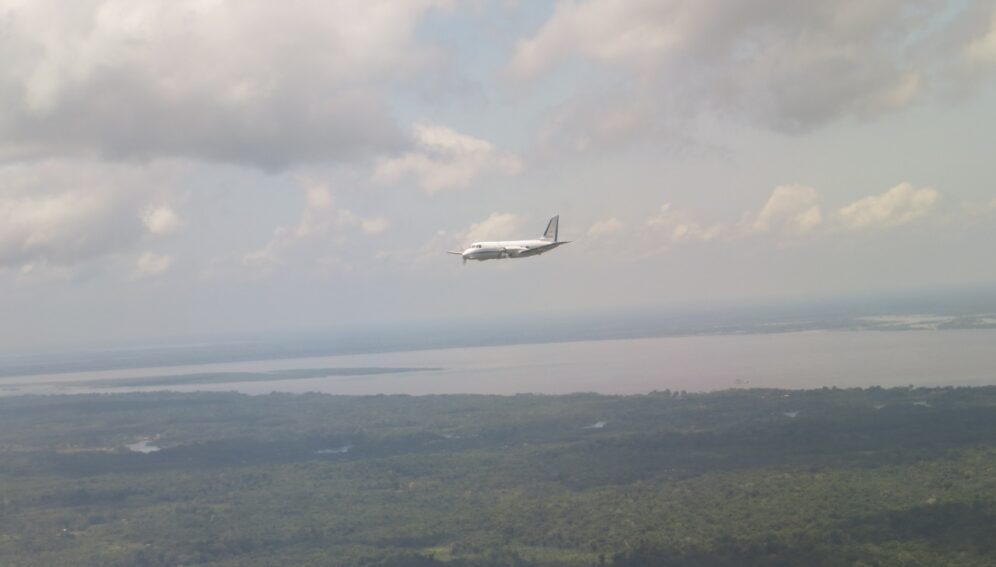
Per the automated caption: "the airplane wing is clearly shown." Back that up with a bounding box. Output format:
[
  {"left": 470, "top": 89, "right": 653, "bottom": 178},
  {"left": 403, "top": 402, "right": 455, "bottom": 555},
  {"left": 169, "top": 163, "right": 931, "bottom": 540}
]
[
  {"left": 446, "top": 251, "right": 463, "bottom": 255},
  {"left": 514, "top": 241, "right": 570, "bottom": 257},
  {"left": 501, "top": 246, "right": 529, "bottom": 257}
]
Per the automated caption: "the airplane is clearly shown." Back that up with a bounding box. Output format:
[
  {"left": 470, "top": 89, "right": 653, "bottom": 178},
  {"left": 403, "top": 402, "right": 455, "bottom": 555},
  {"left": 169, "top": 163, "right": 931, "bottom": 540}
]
[{"left": 448, "top": 215, "right": 570, "bottom": 264}]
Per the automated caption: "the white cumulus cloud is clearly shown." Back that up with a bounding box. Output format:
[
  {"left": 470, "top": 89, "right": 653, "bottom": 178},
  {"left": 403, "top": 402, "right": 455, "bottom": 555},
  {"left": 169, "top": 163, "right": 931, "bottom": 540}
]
[
  {"left": 361, "top": 217, "right": 391, "bottom": 235},
  {"left": 750, "top": 185, "right": 823, "bottom": 235},
  {"left": 646, "top": 203, "right": 723, "bottom": 242},
  {"left": 838, "top": 183, "right": 939, "bottom": 230},
  {"left": 965, "top": 8, "right": 996, "bottom": 63},
  {"left": 244, "top": 179, "right": 388, "bottom": 270},
  {"left": 461, "top": 213, "right": 522, "bottom": 243},
  {"left": 143, "top": 206, "right": 180, "bottom": 235},
  {"left": 0, "top": 161, "right": 165, "bottom": 269},
  {"left": 374, "top": 123, "right": 523, "bottom": 194},
  {"left": 587, "top": 217, "right": 624, "bottom": 238},
  {"left": 133, "top": 251, "right": 173, "bottom": 279}
]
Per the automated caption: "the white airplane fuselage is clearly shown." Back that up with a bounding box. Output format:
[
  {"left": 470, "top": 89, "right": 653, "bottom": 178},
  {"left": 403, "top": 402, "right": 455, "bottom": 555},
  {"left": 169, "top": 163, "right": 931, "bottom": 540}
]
[
  {"left": 452, "top": 215, "right": 569, "bottom": 263},
  {"left": 461, "top": 238, "right": 566, "bottom": 261}
]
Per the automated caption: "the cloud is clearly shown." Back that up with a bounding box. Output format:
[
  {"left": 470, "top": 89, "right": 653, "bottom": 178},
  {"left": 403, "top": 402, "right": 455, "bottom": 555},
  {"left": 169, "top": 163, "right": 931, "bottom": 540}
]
[
  {"left": 293, "top": 182, "right": 344, "bottom": 240},
  {"left": 508, "top": 0, "right": 681, "bottom": 79},
  {"left": 511, "top": 0, "right": 987, "bottom": 149},
  {"left": 142, "top": 206, "right": 180, "bottom": 235},
  {"left": 0, "top": 191, "right": 129, "bottom": 267},
  {"left": 959, "top": 197, "right": 996, "bottom": 223},
  {"left": 376, "top": 229, "right": 453, "bottom": 267},
  {"left": 587, "top": 217, "right": 624, "bottom": 238},
  {"left": 535, "top": 91, "right": 681, "bottom": 154},
  {"left": 243, "top": 179, "right": 387, "bottom": 270},
  {"left": 838, "top": 183, "right": 939, "bottom": 230},
  {"left": 965, "top": 8, "right": 996, "bottom": 63},
  {"left": 461, "top": 213, "right": 522, "bottom": 243},
  {"left": 645, "top": 203, "right": 723, "bottom": 242},
  {"left": 626, "top": 181, "right": 946, "bottom": 259},
  {"left": 0, "top": 160, "right": 172, "bottom": 269},
  {"left": 0, "top": 0, "right": 451, "bottom": 169},
  {"left": 133, "top": 251, "right": 173, "bottom": 279},
  {"left": 361, "top": 217, "right": 391, "bottom": 235},
  {"left": 376, "top": 213, "right": 524, "bottom": 268},
  {"left": 749, "top": 185, "right": 823, "bottom": 235},
  {"left": 373, "top": 123, "right": 523, "bottom": 194},
  {"left": 16, "top": 261, "right": 80, "bottom": 283}
]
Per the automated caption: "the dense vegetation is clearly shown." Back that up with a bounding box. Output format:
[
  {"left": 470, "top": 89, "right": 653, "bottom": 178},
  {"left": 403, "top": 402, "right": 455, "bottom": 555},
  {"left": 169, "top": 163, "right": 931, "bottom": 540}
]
[{"left": 1, "top": 386, "right": 994, "bottom": 566}]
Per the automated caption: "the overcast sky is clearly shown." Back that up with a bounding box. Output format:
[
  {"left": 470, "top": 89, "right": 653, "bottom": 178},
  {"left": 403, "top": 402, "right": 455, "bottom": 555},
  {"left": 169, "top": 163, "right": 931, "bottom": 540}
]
[{"left": 2, "top": 0, "right": 996, "bottom": 351}]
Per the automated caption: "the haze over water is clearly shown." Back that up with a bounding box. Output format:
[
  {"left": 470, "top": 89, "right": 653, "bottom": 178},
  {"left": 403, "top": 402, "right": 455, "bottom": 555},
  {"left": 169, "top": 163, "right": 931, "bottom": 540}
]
[{"left": 6, "top": 329, "right": 995, "bottom": 397}]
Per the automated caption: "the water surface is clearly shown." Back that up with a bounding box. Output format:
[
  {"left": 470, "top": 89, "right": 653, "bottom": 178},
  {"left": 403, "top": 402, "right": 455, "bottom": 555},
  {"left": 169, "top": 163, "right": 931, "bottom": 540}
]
[{"left": 3, "top": 330, "right": 994, "bottom": 396}]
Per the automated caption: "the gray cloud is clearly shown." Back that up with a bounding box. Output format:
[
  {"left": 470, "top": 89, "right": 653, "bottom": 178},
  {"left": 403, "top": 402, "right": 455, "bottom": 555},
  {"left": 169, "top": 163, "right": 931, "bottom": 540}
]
[
  {"left": 0, "top": 1, "right": 450, "bottom": 169},
  {"left": 0, "top": 160, "right": 178, "bottom": 269},
  {"left": 374, "top": 123, "right": 523, "bottom": 194},
  {"left": 512, "top": 0, "right": 994, "bottom": 149}
]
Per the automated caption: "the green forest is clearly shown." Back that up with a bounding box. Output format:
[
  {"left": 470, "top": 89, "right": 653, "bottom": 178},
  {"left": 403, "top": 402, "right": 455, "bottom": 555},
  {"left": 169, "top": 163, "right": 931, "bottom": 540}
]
[{"left": 1, "top": 386, "right": 994, "bottom": 566}]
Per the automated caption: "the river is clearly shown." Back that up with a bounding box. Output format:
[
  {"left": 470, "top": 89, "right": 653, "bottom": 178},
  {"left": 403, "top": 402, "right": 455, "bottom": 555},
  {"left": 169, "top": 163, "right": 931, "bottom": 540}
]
[{"left": 2, "top": 329, "right": 995, "bottom": 396}]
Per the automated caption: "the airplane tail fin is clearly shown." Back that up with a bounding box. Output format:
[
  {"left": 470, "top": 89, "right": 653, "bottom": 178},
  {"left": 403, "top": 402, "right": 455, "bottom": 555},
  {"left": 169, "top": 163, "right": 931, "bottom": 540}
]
[{"left": 542, "top": 215, "right": 559, "bottom": 242}]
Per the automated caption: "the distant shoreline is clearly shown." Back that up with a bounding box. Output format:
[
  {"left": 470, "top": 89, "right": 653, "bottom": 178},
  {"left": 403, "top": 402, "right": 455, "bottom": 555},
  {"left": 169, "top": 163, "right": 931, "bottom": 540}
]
[
  {"left": 3, "top": 329, "right": 995, "bottom": 398},
  {"left": 3, "top": 310, "right": 996, "bottom": 380}
]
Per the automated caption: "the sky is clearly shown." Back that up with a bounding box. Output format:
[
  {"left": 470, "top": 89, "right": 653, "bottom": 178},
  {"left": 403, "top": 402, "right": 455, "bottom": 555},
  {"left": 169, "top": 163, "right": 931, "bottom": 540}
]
[{"left": 1, "top": 0, "right": 996, "bottom": 351}]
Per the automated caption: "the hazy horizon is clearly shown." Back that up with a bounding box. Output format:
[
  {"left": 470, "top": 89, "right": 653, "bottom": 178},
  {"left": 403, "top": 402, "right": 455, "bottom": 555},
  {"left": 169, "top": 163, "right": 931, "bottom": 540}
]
[
  {"left": 4, "top": 283, "right": 996, "bottom": 380},
  {"left": 6, "top": 330, "right": 996, "bottom": 397}
]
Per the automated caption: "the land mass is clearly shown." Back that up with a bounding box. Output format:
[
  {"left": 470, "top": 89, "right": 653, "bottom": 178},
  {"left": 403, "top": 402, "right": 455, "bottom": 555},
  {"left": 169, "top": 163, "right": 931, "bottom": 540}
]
[{"left": 0, "top": 387, "right": 994, "bottom": 566}]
